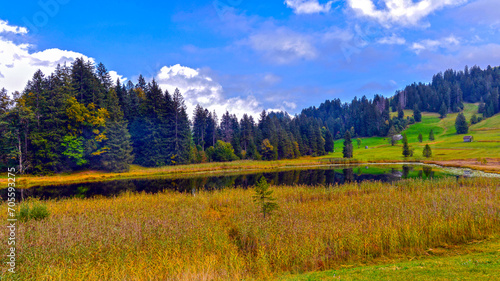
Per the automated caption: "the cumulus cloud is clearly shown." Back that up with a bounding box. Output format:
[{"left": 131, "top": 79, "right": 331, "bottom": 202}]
[
  {"left": 285, "top": 0, "right": 334, "bottom": 14},
  {"left": 0, "top": 37, "right": 91, "bottom": 93},
  {"left": 0, "top": 19, "right": 128, "bottom": 94},
  {"left": 348, "top": 0, "right": 467, "bottom": 27},
  {"left": 410, "top": 35, "right": 460, "bottom": 54},
  {"left": 247, "top": 28, "right": 318, "bottom": 64},
  {"left": 0, "top": 19, "right": 28, "bottom": 34},
  {"left": 156, "top": 64, "right": 263, "bottom": 119}
]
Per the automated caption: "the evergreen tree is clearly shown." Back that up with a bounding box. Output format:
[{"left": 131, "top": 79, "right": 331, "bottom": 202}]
[
  {"left": 324, "top": 129, "right": 334, "bottom": 153},
  {"left": 423, "top": 144, "right": 432, "bottom": 158},
  {"left": 356, "top": 138, "right": 362, "bottom": 149},
  {"left": 193, "top": 105, "right": 208, "bottom": 149},
  {"left": 342, "top": 131, "right": 353, "bottom": 158},
  {"left": 413, "top": 104, "right": 422, "bottom": 122},
  {"left": 398, "top": 105, "right": 405, "bottom": 119},
  {"left": 418, "top": 133, "right": 423, "bottom": 143},
  {"left": 429, "top": 129, "right": 435, "bottom": 141},
  {"left": 439, "top": 102, "right": 447, "bottom": 118},
  {"left": 402, "top": 133, "right": 411, "bottom": 158},
  {"left": 470, "top": 114, "right": 478, "bottom": 125},
  {"left": 100, "top": 88, "right": 134, "bottom": 172},
  {"left": 455, "top": 112, "right": 469, "bottom": 134},
  {"left": 253, "top": 177, "right": 278, "bottom": 219},
  {"left": 388, "top": 125, "right": 397, "bottom": 146}
]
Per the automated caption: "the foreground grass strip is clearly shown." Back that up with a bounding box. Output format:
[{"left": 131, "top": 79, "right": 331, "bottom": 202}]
[
  {"left": 281, "top": 238, "right": 500, "bottom": 280},
  {"left": 1, "top": 177, "right": 499, "bottom": 280}
]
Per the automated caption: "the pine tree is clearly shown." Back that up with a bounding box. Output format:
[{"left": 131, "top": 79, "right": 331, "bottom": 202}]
[
  {"left": 439, "top": 102, "right": 447, "bottom": 118},
  {"left": 100, "top": 120, "right": 134, "bottom": 172},
  {"left": 470, "top": 114, "right": 478, "bottom": 125},
  {"left": 398, "top": 105, "right": 404, "bottom": 119},
  {"left": 423, "top": 144, "right": 432, "bottom": 158},
  {"left": 429, "top": 129, "right": 435, "bottom": 141},
  {"left": 343, "top": 131, "right": 353, "bottom": 158},
  {"left": 402, "top": 133, "right": 411, "bottom": 158},
  {"left": 253, "top": 177, "right": 278, "bottom": 219},
  {"left": 324, "top": 129, "right": 334, "bottom": 153},
  {"left": 418, "top": 133, "right": 423, "bottom": 143},
  {"left": 455, "top": 112, "right": 469, "bottom": 134},
  {"left": 388, "top": 125, "right": 397, "bottom": 146},
  {"left": 100, "top": 88, "right": 134, "bottom": 172},
  {"left": 413, "top": 104, "right": 422, "bottom": 122}
]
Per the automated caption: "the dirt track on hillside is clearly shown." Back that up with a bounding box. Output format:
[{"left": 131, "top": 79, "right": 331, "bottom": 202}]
[{"left": 426, "top": 158, "right": 500, "bottom": 174}]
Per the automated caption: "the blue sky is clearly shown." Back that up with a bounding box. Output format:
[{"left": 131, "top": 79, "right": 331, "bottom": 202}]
[{"left": 1, "top": 0, "right": 500, "bottom": 118}]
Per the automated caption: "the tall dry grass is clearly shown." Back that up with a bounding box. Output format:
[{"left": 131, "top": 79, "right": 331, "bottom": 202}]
[{"left": 1, "top": 177, "right": 499, "bottom": 280}]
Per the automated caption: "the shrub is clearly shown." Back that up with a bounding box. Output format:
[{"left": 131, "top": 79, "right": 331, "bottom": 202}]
[{"left": 18, "top": 200, "right": 50, "bottom": 222}]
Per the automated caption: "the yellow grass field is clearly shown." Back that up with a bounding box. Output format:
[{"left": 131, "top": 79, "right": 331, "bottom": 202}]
[{"left": 1, "top": 177, "right": 499, "bottom": 280}]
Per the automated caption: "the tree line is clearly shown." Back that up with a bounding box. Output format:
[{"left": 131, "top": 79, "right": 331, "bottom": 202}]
[{"left": 0, "top": 61, "right": 497, "bottom": 174}]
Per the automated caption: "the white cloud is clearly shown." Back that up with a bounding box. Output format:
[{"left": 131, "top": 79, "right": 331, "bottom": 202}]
[
  {"left": 285, "top": 0, "right": 334, "bottom": 14},
  {"left": 247, "top": 28, "right": 318, "bottom": 64},
  {"left": 0, "top": 37, "right": 92, "bottom": 93},
  {"left": 348, "top": 0, "right": 467, "bottom": 27},
  {"left": 283, "top": 101, "right": 297, "bottom": 110},
  {"left": 0, "top": 20, "right": 28, "bottom": 34},
  {"left": 156, "top": 64, "right": 263, "bottom": 120},
  {"left": 410, "top": 35, "right": 460, "bottom": 54},
  {"left": 109, "top": 71, "right": 127, "bottom": 84},
  {"left": 0, "top": 19, "right": 128, "bottom": 94},
  {"left": 377, "top": 34, "right": 406, "bottom": 45}
]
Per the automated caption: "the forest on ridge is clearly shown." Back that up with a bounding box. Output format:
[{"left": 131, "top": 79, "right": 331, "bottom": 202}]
[{"left": 0, "top": 59, "right": 499, "bottom": 174}]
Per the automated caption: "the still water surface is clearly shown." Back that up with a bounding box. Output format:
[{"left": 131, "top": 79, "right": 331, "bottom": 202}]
[{"left": 4, "top": 164, "right": 476, "bottom": 200}]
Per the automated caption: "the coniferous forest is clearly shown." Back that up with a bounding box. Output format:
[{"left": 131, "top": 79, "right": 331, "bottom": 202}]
[{"left": 1, "top": 60, "right": 499, "bottom": 174}]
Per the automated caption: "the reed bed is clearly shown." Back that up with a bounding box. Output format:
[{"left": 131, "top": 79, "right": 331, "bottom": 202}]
[{"left": 1, "top": 177, "right": 499, "bottom": 280}]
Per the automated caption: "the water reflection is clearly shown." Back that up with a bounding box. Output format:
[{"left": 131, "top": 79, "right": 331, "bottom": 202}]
[{"left": 2, "top": 165, "right": 437, "bottom": 200}]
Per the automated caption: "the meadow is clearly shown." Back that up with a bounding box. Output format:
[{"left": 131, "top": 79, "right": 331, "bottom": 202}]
[{"left": 1, "top": 177, "right": 499, "bottom": 280}]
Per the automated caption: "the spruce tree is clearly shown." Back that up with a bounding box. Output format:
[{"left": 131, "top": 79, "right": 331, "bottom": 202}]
[
  {"left": 100, "top": 88, "right": 134, "bottom": 172},
  {"left": 413, "top": 104, "right": 422, "bottom": 122},
  {"left": 439, "top": 102, "right": 447, "bottom": 118},
  {"left": 324, "top": 130, "right": 334, "bottom": 153},
  {"left": 423, "top": 144, "right": 432, "bottom": 158},
  {"left": 343, "top": 131, "right": 353, "bottom": 158},
  {"left": 455, "top": 112, "right": 469, "bottom": 134},
  {"left": 429, "top": 129, "right": 435, "bottom": 141},
  {"left": 402, "top": 133, "right": 411, "bottom": 158},
  {"left": 418, "top": 133, "right": 423, "bottom": 143}
]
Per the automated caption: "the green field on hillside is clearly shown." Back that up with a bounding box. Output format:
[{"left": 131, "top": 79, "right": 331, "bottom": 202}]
[{"left": 326, "top": 103, "right": 500, "bottom": 161}]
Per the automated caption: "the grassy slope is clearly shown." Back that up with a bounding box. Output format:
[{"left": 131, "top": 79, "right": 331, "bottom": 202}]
[
  {"left": 281, "top": 238, "right": 500, "bottom": 281},
  {"left": 326, "top": 103, "right": 500, "bottom": 162}
]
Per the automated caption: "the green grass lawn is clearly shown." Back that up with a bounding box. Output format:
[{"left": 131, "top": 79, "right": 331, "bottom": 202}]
[
  {"left": 280, "top": 237, "right": 500, "bottom": 281},
  {"left": 325, "top": 103, "right": 500, "bottom": 162}
]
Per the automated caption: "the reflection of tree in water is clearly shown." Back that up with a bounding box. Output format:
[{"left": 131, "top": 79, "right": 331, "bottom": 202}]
[
  {"left": 12, "top": 165, "right": 445, "bottom": 200},
  {"left": 343, "top": 168, "right": 354, "bottom": 183},
  {"left": 423, "top": 166, "right": 433, "bottom": 178},
  {"left": 402, "top": 165, "right": 411, "bottom": 179}
]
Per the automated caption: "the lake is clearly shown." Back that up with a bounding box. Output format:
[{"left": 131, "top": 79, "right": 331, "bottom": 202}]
[{"left": 4, "top": 163, "right": 493, "bottom": 201}]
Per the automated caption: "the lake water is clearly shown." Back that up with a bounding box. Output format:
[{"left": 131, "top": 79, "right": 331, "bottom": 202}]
[{"left": 4, "top": 164, "right": 487, "bottom": 201}]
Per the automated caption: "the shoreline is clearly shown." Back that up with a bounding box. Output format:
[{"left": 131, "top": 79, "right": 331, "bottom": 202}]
[{"left": 2, "top": 157, "right": 499, "bottom": 188}]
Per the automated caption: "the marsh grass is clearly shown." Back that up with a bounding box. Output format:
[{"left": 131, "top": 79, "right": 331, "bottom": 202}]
[
  {"left": 1, "top": 177, "right": 499, "bottom": 280},
  {"left": 17, "top": 200, "right": 50, "bottom": 222}
]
